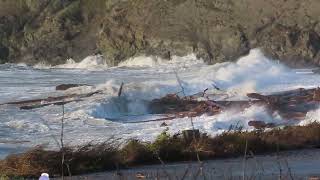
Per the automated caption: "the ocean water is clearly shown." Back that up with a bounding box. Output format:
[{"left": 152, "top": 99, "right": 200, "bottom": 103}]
[{"left": 0, "top": 49, "right": 320, "bottom": 158}]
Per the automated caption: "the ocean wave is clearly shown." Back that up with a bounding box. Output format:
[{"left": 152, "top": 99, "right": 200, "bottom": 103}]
[
  {"left": 34, "top": 53, "right": 204, "bottom": 71},
  {"left": 2, "top": 48, "right": 320, "bottom": 149},
  {"left": 34, "top": 55, "right": 108, "bottom": 70}
]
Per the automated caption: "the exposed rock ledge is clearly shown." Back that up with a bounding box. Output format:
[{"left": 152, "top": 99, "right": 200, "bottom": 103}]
[{"left": 1, "top": 0, "right": 320, "bottom": 67}]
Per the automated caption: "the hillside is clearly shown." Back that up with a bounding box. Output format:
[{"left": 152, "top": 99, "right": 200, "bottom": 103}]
[{"left": 1, "top": 0, "right": 320, "bottom": 66}]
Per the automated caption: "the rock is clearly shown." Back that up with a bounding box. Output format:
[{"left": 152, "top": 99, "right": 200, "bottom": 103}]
[{"left": 55, "top": 84, "right": 88, "bottom": 91}]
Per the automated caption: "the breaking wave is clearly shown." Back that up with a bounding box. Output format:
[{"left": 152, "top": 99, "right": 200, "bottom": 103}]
[
  {"left": 56, "top": 55, "right": 108, "bottom": 69},
  {"left": 118, "top": 54, "right": 204, "bottom": 70},
  {"left": 299, "top": 108, "right": 320, "bottom": 125},
  {"left": 34, "top": 53, "right": 204, "bottom": 72},
  {"left": 35, "top": 54, "right": 108, "bottom": 70},
  {"left": 118, "top": 56, "right": 163, "bottom": 67}
]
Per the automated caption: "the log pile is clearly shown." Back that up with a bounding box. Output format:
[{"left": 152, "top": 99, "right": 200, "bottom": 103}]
[
  {"left": 247, "top": 87, "right": 320, "bottom": 121},
  {"left": 148, "top": 94, "right": 223, "bottom": 119},
  {"left": 148, "top": 87, "right": 320, "bottom": 128}
]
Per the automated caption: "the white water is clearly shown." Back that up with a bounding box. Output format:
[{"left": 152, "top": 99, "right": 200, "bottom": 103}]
[{"left": 1, "top": 49, "right": 320, "bottom": 158}]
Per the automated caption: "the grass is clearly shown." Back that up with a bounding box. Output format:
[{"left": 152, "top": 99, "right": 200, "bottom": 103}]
[{"left": 1, "top": 123, "right": 320, "bottom": 178}]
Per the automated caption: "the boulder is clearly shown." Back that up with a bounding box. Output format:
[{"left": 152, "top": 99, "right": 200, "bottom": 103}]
[{"left": 55, "top": 84, "right": 88, "bottom": 91}]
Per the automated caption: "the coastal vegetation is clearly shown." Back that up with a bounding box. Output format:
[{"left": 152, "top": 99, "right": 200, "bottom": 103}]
[{"left": 1, "top": 123, "right": 320, "bottom": 178}]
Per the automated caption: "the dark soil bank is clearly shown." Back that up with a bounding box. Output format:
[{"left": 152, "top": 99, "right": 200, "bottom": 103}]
[{"left": 1, "top": 0, "right": 320, "bottom": 66}]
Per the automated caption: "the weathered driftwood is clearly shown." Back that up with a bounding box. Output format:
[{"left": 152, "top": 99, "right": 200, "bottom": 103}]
[
  {"left": 116, "top": 115, "right": 176, "bottom": 124},
  {"left": 148, "top": 93, "right": 263, "bottom": 119},
  {"left": 1, "top": 91, "right": 101, "bottom": 110},
  {"left": 149, "top": 94, "right": 223, "bottom": 116},
  {"left": 248, "top": 121, "right": 276, "bottom": 129},
  {"left": 247, "top": 87, "right": 320, "bottom": 121},
  {"left": 146, "top": 87, "right": 320, "bottom": 128},
  {"left": 19, "top": 100, "right": 76, "bottom": 110}
]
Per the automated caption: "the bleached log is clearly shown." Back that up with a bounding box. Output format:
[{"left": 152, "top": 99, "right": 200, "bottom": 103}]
[{"left": 2, "top": 91, "right": 101, "bottom": 110}]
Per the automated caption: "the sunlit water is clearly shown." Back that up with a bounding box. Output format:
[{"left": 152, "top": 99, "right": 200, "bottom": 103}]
[{"left": 1, "top": 49, "right": 320, "bottom": 158}]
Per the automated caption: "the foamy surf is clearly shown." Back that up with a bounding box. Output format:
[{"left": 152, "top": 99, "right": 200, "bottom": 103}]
[
  {"left": 34, "top": 54, "right": 108, "bottom": 70},
  {"left": 34, "top": 53, "right": 204, "bottom": 72},
  {"left": 1, "top": 48, "right": 320, "bottom": 158}
]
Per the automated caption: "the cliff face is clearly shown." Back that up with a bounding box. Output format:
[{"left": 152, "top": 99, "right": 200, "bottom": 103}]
[{"left": 1, "top": 0, "right": 320, "bottom": 67}]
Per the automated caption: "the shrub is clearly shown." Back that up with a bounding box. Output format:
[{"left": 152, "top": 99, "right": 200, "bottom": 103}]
[{"left": 121, "top": 140, "right": 154, "bottom": 165}]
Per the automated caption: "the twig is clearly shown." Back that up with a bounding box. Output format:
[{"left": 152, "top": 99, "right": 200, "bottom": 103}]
[
  {"left": 66, "top": 163, "right": 72, "bottom": 178},
  {"left": 276, "top": 141, "right": 282, "bottom": 180},
  {"left": 156, "top": 169, "right": 159, "bottom": 180},
  {"left": 156, "top": 153, "right": 172, "bottom": 180},
  {"left": 61, "top": 103, "right": 65, "bottom": 180},
  {"left": 174, "top": 71, "right": 186, "bottom": 97},
  {"left": 242, "top": 139, "right": 248, "bottom": 180},
  {"left": 193, "top": 166, "right": 202, "bottom": 180},
  {"left": 118, "top": 82, "right": 124, "bottom": 97},
  {"left": 284, "top": 159, "right": 294, "bottom": 180},
  {"left": 38, "top": 117, "right": 61, "bottom": 148},
  {"left": 250, "top": 151, "right": 264, "bottom": 180},
  {"left": 180, "top": 165, "right": 190, "bottom": 180},
  {"left": 106, "top": 115, "right": 176, "bottom": 123},
  {"left": 212, "top": 82, "right": 221, "bottom": 91}
]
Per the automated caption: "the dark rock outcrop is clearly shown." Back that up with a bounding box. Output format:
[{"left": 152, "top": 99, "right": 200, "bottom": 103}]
[
  {"left": 1, "top": 0, "right": 320, "bottom": 67},
  {"left": 0, "top": 43, "right": 9, "bottom": 63}
]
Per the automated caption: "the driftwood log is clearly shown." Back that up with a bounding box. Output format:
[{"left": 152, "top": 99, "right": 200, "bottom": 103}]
[{"left": 1, "top": 91, "right": 101, "bottom": 110}]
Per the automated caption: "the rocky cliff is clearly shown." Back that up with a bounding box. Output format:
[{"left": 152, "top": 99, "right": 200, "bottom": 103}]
[{"left": 1, "top": 0, "right": 320, "bottom": 67}]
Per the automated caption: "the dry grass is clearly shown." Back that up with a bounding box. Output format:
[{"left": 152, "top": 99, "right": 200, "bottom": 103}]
[
  {"left": 0, "top": 143, "right": 119, "bottom": 178},
  {"left": 1, "top": 123, "right": 320, "bottom": 178}
]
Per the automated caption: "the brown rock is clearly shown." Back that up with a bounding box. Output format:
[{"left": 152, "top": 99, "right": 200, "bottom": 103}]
[{"left": 56, "top": 84, "right": 88, "bottom": 91}]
